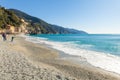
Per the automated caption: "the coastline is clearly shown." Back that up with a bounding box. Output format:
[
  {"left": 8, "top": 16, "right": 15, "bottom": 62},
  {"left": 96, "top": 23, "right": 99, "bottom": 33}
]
[
  {"left": 19, "top": 35, "right": 120, "bottom": 79},
  {"left": 24, "top": 34, "right": 120, "bottom": 75},
  {"left": 0, "top": 34, "right": 120, "bottom": 80}
]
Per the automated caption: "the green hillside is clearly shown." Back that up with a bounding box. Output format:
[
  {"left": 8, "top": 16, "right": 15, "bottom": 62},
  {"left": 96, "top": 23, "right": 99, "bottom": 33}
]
[
  {"left": 9, "top": 9, "right": 88, "bottom": 34},
  {"left": 0, "top": 7, "right": 21, "bottom": 29},
  {"left": 9, "top": 9, "right": 56, "bottom": 34},
  {"left": 0, "top": 6, "right": 87, "bottom": 34}
]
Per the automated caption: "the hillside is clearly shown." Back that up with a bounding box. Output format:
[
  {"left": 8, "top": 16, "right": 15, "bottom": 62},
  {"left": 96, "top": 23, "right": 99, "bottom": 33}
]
[
  {"left": 9, "top": 9, "right": 88, "bottom": 34},
  {"left": 0, "top": 7, "right": 21, "bottom": 29},
  {"left": 51, "top": 25, "right": 87, "bottom": 34}
]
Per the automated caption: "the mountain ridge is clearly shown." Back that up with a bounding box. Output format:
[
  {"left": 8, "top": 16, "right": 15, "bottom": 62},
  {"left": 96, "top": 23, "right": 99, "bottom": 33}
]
[{"left": 9, "top": 9, "right": 88, "bottom": 34}]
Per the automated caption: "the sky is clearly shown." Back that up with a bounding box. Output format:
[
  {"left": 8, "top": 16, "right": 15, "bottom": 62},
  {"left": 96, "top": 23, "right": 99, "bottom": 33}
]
[{"left": 0, "top": 0, "right": 120, "bottom": 34}]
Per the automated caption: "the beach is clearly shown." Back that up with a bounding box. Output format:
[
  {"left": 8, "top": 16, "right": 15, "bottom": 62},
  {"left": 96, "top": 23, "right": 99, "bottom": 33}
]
[{"left": 0, "top": 35, "right": 120, "bottom": 80}]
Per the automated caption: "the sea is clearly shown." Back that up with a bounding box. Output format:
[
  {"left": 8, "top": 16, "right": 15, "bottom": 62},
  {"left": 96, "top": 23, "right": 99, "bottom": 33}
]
[{"left": 23, "top": 34, "right": 120, "bottom": 74}]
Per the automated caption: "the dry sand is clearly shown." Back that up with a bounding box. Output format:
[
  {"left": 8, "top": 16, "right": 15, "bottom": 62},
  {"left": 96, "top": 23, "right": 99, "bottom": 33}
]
[
  {"left": 0, "top": 35, "right": 76, "bottom": 80},
  {"left": 0, "top": 34, "right": 120, "bottom": 80}
]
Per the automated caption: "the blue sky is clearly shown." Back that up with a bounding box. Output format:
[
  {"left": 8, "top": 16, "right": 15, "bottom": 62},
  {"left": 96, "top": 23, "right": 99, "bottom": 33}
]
[{"left": 0, "top": 0, "right": 120, "bottom": 34}]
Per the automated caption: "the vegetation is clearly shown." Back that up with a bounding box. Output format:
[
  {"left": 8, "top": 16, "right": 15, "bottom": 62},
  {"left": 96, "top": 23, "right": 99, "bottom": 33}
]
[
  {"left": 9, "top": 9, "right": 88, "bottom": 34},
  {"left": 0, "top": 7, "right": 21, "bottom": 29},
  {"left": 0, "top": 6, "right": 87, "bottom": 34}
]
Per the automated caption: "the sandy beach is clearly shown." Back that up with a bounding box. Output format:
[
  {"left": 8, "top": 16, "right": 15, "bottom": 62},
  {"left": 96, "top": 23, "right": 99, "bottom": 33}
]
[{"left": 0, "top": 34, "right": 120, "bottom": 80}]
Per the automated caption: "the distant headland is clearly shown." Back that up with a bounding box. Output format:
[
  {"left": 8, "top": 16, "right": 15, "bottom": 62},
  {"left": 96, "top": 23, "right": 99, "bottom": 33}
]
[{"left": 0, "top": 6, "right": 88, "bottom": 35}]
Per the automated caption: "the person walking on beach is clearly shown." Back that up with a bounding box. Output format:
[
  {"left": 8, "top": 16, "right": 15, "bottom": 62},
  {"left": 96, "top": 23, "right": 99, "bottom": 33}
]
[
  {"left": 2, "top": 32, "right": 7, "bottom": 41},
  {"left": 11, "top": 34, "right": 16, "bottom": 42},
  {"left": 11, "top": 36, "right": 15, "bottom": 42}
]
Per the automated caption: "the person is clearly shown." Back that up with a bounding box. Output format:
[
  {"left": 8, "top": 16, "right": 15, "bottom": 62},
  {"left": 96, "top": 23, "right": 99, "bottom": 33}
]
[
  {"left": 11, "top": 36, "right": 15, "bottom": 42},
  {"left": 11, "top": 34, "right": 16, "bottom": 42},
  {"left": 2, "top": 32, "right": 7, "bottom": 41}
]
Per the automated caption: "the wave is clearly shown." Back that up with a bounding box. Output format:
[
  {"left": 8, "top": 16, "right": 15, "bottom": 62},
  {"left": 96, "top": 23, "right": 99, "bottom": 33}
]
[{"left": 23, "top": 35, "right": 120, "bottom": 75}]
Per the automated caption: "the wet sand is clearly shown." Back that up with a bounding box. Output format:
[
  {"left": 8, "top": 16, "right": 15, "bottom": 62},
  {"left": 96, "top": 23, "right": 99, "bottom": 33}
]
[{"left": 0, "top": 35, "right": 120, "bottom": 80}]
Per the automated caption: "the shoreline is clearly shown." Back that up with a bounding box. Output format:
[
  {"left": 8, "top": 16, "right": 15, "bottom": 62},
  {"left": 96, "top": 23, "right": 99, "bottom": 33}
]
[
  {"left": 0, "top": 34, "right": 120, "bottom": 80},
  {"left": 24, "top": 34, "right": 120, "bottom": 76},
  {"left": 20, "top": 35, "right": 120, "bottom": 79}
]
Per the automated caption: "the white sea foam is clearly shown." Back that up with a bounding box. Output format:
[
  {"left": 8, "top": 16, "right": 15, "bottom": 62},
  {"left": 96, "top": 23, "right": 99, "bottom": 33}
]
[{"left": 24, "top": 35, "right": 120, "bottom": 75}]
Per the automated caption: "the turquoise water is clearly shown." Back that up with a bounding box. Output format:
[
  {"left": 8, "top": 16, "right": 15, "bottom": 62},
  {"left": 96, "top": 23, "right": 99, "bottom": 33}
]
[
  {"left": 26, "top": 34, "right": 120, "bottom": 74},
  {"left": 31, "top": 34, "right": 120, "bottom": 56}
]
